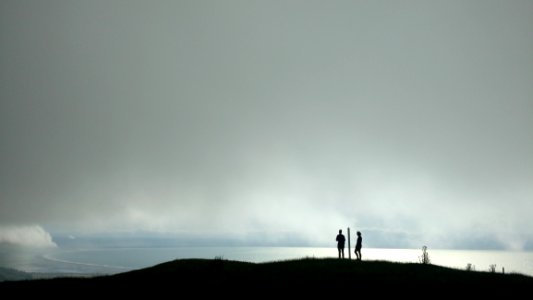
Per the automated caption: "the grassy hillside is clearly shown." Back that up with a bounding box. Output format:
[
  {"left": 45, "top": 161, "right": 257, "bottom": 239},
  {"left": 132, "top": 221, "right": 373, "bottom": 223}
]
[{"left": 1, "top": 258, "right": 532, "bottom": 295}]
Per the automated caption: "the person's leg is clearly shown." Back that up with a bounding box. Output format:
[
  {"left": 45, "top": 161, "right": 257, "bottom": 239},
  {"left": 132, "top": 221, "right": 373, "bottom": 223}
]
[
  {"left": 338, "top": 248, "right": 341, "bottom": 259},
  {"left": 341, "top": 248, "right": 344, "bottom": 259}
]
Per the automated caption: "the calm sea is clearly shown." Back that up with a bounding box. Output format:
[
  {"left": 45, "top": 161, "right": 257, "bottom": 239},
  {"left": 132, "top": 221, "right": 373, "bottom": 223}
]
[{"left": 5, "top": 247, "right": 533, "bottom": 277}]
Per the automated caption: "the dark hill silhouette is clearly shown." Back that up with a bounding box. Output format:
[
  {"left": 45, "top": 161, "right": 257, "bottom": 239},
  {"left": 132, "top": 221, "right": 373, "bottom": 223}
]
[{"left": 1, "top": 258, "right": 532, "bottom": 296}]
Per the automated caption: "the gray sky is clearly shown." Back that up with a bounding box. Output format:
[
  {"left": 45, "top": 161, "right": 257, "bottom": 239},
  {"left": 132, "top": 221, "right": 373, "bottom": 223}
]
[{"left": 1, "top": 0, "right": 532, "bottom": 249}]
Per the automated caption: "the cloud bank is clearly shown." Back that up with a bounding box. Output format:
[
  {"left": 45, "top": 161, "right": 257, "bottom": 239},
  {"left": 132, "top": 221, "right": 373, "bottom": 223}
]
[
  {"left": 0, "top": 225, "right": 57, "bottom": 248},
  {"left": 1, "top": 1, "right": 532, "bottom": 250}
]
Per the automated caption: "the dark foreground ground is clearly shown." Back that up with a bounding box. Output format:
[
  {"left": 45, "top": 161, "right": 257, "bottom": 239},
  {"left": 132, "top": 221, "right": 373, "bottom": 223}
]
[{"left": 1, "top": 258, "right": 532, "bottom": 296}]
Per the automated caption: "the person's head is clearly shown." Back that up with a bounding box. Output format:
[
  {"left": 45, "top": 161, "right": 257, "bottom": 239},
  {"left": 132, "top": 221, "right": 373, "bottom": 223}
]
[
  {"left": 357, "top": 231, "right": 361, "bottom": 236},
  {"left": 339, "top": 229, "right": 342, "bottom": 234}
]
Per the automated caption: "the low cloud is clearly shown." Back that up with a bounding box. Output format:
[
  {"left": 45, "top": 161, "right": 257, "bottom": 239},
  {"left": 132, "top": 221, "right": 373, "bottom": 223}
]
[{"left": 0, "top": 225, "right": 57, "bottom": 247}]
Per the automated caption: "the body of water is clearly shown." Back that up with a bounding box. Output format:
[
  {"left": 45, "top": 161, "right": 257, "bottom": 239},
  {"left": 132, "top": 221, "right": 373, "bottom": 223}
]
[{"left": 4, "top": 247, "right": 533, "bottom": 277}]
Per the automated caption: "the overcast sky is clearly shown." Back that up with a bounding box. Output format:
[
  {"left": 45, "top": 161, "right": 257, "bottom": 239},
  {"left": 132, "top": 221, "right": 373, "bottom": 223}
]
[{"left": 1, "top": 0, "right": 532, "bottom": 250}]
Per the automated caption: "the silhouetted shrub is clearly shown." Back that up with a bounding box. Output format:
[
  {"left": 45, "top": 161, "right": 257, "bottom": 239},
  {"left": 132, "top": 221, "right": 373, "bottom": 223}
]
[
  {"left": 419, "top": 246, "right": 430, "bottom": 264},
  {"left": 489, "top": 264, "right": 497, "bottom": 273},
  {"left": 466, "top": 263, "right": 475, "bottom": 271}
]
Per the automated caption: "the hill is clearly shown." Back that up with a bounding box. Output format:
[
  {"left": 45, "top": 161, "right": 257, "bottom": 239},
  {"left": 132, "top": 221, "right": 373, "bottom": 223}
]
[{"left": 1, "top": 258, "right": 532, "bottom": 295}]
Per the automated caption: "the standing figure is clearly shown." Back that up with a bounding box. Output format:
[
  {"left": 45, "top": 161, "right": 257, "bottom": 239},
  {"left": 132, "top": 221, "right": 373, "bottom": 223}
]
[
  {"left": 355, "top": 231, "right": 362, "bottom": 261},
  {"left": 336, "top": 229, "right": 346, "bottom": 259}
]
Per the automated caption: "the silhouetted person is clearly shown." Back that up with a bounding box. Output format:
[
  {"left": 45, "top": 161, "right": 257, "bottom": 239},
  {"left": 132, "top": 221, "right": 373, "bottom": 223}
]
[
  {"left": 355, "top": 231, "right": 362, "bottom": 261},
  {"left": 336, "top": 229, "right": 346, "bottom": 259}
]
